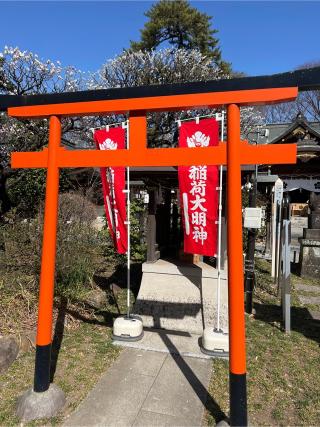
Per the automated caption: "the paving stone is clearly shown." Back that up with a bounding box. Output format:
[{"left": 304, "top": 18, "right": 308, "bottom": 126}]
[
  {"left": 295, "top": 283, "right": 320, "bottom": 294},
  {"left": 309, "top": 310, "right": 320, "bottom": 321},
  {"left": 141, "top": 353, "right": 211, "bottom": 422},
  {"left": 133, "top": 409, "right": 198, "bottom": 427},
  {"left": 64, "top": 347, "right": 212, "bottom": 427},
  {"left": 63, "top": 350, "right": 157, "bottom": 427},
  {"left": 115, "top": 347, "right": 167, "bottom": 377},
  {"left": 298, "top": 295, "right": 320, "bottom": 306}
]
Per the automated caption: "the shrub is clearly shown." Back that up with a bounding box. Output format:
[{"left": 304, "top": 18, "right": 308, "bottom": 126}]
[
  {"left": 130, "top": 197, "right": 147, "bottom": 262},
  {"left": 6, "top": 169, "right": 73, "bottom": 217},
  {"left": 0, "top": 192, "right": 115, "bottom": 302}
]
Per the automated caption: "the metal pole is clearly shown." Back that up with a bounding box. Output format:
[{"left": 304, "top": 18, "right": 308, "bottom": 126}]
[
  {"left": 34, "top": 116, "right": 60, "bottom": 392},
  {"left": 216, "top": 111, "right": 224, "bottom": 331},
  {"left": 244, "top": 168, "right": 257, "bottom": 314},
  {"left": 125, "top": 120, "right": 131, "bottom": 318},
  {"left": 227, "top": 104, "right": 248, "bottom": 426},
  {"left": 281, "top": 194, "right": 291, "bottom": 333},
  {"left": 275, "top": 198, "right": 282, "bottom": 288}
]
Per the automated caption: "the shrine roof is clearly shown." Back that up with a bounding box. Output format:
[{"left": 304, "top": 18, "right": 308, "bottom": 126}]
[
  {"left": 1, "top": 66, "right": 320, "bottom": 112},
  {"left": 248, "top": 115, "right": 320, "bottom": 145}
]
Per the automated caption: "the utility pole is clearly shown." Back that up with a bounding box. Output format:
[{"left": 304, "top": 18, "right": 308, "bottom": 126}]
[
  {"left": 244, "top": 127, "right": 268, "bottom": 313},
  {"left": 244, "top": 170, "right": 257, "bottom": 314}
]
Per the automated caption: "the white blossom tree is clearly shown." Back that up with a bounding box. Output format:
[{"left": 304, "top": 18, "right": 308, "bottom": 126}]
[
  {"left": 0, "top": 46, "right": 88, "bottom": 165},
  {"left": 0, "top": 47, "right": 87, "bottom": 215},
  {"left": 0, "top": 46, "right": 86, "bottom": 95},
  {"left": 89, "top": 49, "right": 263, "bottom": 146},
  {"left": 88, "top": 49, "right": 224, "bottom": 147}
]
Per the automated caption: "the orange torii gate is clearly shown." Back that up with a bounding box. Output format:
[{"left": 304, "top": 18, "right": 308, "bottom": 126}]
[{"left": 5, "top": 82, "right": 299, "bottom": 425}]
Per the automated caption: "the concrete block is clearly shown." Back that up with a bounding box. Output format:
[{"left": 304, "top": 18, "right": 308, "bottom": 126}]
[
  {"left": 299, "top": 242, "right": 320, "bottom": 279},
  {"left": 201, "top": 328, "right": 229, "bottom": 354},
  {"left": 16, "top": 384, "right": 66, "bottom": 421},
  {"left": 309, "top": 213, "right": 320, "bottom": 229},
  {"left": 216, "top": 419, "right": 230, "bottom": 426},
  {"left": 291, "top": 216, "right": 308, "bottom": 239},
  {"left": 113, "top": 315, "right": 143, "bottom": 341},
  {"left": 303, "top": 228, "right": 320, "bottom": 240}
]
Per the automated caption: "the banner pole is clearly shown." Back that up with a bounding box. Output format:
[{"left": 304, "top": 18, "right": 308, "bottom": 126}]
[
  {"left": 227, "top": 104, "right": 248, "bottom": 426},
  {"left": 216, "top": 111, "right": 224, "bottom": 331},
  {"left": 126, "top": 120, "right": 131, "bottom": 318}
]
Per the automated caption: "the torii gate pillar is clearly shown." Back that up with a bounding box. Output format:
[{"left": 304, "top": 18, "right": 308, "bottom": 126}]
[
  {"left": 34, "top": 116, "right": 61, "bottom": 392},
  {"left": 227, "top": 104, "right": 247, "bottom": 424}
]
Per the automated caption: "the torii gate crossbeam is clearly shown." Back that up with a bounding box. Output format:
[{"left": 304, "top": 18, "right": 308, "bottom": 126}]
[{"left": 6, "top": 86, "right": 298, "bottom": 426}]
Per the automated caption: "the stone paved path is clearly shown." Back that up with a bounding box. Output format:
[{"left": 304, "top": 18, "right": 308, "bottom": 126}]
[
  {"left": 295, "top": 283, "right": 320, "bottom": 294},
  {"left": 297, "top": 295, "right": 320, "bottom": 306},
  {"left": 63, "top": 347, "right": 213, "bottom": 427},
  {"left": 295, "top": 282, "right": 320, "bottom": 322}
]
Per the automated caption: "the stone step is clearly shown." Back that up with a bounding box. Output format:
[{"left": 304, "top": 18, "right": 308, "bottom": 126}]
[
  {"left": 134, "top": 260, "right": 228, "bottom": 335},
  {"left": 295, "top": 283, "right": 320, "bottom": 294},
  {"left": 114, "top": 329, "right": 220, "bottom": 360},
  {"left": 298, "top": 295, "right": 320, "bottom": 306}
]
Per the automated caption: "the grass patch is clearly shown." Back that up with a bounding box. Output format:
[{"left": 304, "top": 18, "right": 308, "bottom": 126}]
[
  {"left": 0, "top": 322, "right": 121, "bottom": 426},
  {"left": 205, "top": 258, "right": 320, "bottom": 426},
  {"left": 0, "top": 262, "right": 140, "bottom": 426}
]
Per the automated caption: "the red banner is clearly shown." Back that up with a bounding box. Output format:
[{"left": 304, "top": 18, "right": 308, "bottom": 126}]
[
  {"left": 178, "top": 118, "right": 219, "bottom": 256},
  {"left": 93, "top": 127, "right": 127, "bottom": 254}
]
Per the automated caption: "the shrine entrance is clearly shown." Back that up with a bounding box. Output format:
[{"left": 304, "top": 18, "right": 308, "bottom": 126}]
[
  {"left": 129, "top": 166, "right": 229, "bottom": 335},
  {"left": 2, "top": 66, "right": 319, "bottom": 425}
]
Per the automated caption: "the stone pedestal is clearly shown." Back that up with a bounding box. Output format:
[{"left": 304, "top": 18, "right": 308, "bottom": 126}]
[
  {"left": 299, "top": 193, "right": 320, "bottom": 279},
  {"left": 16, "top": 384, "right": 66, "bottom": 421},
  {"left": 309, "top": 212, "right": 320, "bottom": 229},
  {"left": 299, "top": 229, "right": 320, "bottom": 279}
]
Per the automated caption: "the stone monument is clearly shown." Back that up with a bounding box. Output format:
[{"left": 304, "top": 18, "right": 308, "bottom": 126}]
[{"left": 299, "top": 192, "right": 320, "bottom": 278}]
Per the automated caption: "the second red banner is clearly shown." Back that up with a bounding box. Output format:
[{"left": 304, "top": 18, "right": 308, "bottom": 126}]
[
  {"left": 94, "top": 127, "right": 127, "bottom": 254},
  {"left": 178, "top": 118, "right": 219, "bottom": 256}
]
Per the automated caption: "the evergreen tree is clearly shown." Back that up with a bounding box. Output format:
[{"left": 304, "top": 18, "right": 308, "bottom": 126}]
[{"left": 130, "top": 0, "right": 230, "bottom": 72}]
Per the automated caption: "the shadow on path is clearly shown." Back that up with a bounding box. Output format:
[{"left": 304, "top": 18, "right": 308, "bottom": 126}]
[{"left": 152, "top": 314, "right": 227, "bottom": 424}]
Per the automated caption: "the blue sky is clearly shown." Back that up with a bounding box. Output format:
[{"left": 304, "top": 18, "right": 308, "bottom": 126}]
[{"left": 1, "top": 1, "right": 319, "bottom": 76}]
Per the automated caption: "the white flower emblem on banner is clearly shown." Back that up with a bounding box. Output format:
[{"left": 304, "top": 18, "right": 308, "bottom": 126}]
[
  {"left": 99, "top": 138, "right": 118, "bottom": 150},
  {"left": 187, "top": 131, "right": 210, "bottom": 148}
]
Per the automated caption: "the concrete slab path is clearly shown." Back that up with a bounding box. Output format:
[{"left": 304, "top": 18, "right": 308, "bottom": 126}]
[{"left": 63, "top": 348, "right": 214, "bottom": 427}]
